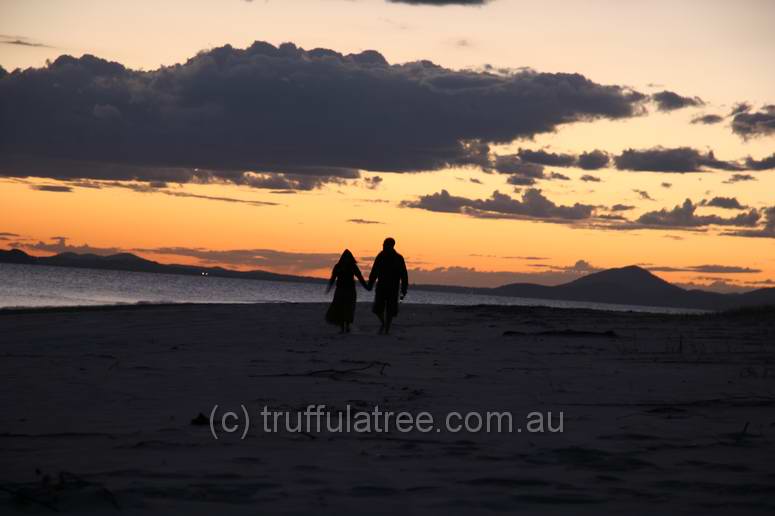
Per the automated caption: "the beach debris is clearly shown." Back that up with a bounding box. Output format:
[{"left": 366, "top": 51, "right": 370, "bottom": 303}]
[
  {"left": 254, "top": 360, "right": 391, "bottom": 380},
  {"left": 503, "top": 329, "right": 618, "bottom": 338},
  {"left": 1, "top": 470, "right": 119, "bottom": 512},
  {"left": 190, "top": 413, "right": 209, "bottom": 426}
]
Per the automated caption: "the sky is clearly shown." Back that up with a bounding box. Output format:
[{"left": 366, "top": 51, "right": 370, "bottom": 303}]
[{"left": 1, "top": 0, "right": 774, "bottom": 291}]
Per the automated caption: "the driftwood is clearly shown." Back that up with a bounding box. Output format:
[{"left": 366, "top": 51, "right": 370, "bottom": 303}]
[{"left": 252, "top": 360, "right": 391, "bottom": 380}]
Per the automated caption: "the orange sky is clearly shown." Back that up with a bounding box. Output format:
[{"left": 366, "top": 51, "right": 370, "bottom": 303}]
[{"left": 1, "top": 0, "right": 774, "bottom": 291}]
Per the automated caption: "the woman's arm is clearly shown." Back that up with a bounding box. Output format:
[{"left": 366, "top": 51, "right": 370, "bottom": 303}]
[
  {"left": 326, "top": 265, "right": 337, "bottom": 293},
  {"left": 354, "top": 264, "right": 369, "bottom": 290}
]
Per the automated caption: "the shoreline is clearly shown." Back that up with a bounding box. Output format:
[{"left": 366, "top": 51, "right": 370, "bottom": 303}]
[
  {"left": 2, "top": 260, "right": 760, "bottom": 314},
  {"left": 0, "top": 299, "right": 713, "bottom": 317}
]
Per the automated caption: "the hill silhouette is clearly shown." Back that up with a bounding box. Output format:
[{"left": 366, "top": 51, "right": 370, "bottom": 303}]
[
  {"left": 490, "top": 265, "right": 736, "bottom": 310},
  {"left": 0, "top": 248, "right": 326, "bottom": 284},
  {"left": 2, "top": 249, "right": 773, "bottom": 310}
]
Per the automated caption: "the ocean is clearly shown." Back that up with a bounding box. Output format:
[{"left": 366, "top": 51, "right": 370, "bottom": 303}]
[{"left": 0, "top": 263, "right": 701, "bottom": 313}]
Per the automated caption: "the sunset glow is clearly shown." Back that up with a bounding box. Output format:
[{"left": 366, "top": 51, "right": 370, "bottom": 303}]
[{"left": 2, "top": 0, "right": 773, "bottom": 291}]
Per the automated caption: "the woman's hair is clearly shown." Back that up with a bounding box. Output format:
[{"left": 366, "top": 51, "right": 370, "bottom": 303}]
[{"left": 338, "top": 249, "right": 356, "bottom": 266}]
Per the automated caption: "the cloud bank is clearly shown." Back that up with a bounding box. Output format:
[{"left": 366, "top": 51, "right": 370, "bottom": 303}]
[
  {"left": 651, "top": 90, "right": 703, "bottom": 111},
  {"left": 402, "top": 188, "right": 596, "bottom": 221},
  {"left": 0, "top": 41, "right": 646, "bottom": 186},
  {"left": 731, "top": 104, "right": 775, "bottom": 138},
  {"left": 614, "top": 147, "right": 740, "bottom": 172}
]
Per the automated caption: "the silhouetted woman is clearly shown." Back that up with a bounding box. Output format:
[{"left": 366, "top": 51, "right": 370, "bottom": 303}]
[{"left": 325, "top": 249, "right": 369, "bottom": 333}]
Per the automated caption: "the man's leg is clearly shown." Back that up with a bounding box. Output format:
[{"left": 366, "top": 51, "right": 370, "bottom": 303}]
[
  {"left": 374, "top": 288, "right": 386, "bottom": 334},
  {"left": 384, "top": 291, "right": 398, "bottom": 335}
]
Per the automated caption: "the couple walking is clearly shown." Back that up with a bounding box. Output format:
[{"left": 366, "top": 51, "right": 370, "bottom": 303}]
[{"left": 325, "top": 237, "right": 408, "bottom": 335}]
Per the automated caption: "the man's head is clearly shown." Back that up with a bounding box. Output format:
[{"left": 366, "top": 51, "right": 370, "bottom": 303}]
[{"left": 383, "top": 237, "right": 396, "bottom": 251}]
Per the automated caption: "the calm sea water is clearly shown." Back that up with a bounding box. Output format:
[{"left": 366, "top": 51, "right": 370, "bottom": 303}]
[{"left": 0, "top": 263, "right": 701, "bottom": 313}]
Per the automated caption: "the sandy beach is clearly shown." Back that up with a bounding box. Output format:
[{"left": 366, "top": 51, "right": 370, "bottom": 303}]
[{"left": 1, "top": 303, "right": 774, "bottom": 514}]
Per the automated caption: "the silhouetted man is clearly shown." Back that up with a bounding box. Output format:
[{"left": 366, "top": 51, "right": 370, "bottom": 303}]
[{"left": 368, "top": 237, "right": 408, "bottom": 335}]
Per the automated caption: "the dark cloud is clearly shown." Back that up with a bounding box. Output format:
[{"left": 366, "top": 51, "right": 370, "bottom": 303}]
[
  {"left": 634, "top": 189, "right": 654, "bottom": 201},
  {"left": 30, "top": 184, "right": 73, "bottom": 193},
  {"left": 651, "top": 90, "right": 703, "bottom": 111},
  {"left": 402, "top": 188, "right": 596, "bottom": 221},
  {"left": 598, "top": 214, "right": 627, "bottom": 221},
  {"left": 576, "top": 150, "right": 610, "bottom": 170},
  {"left": 136, "top": 246, "right": 341, "bottom": 272},
  {"left": 675, "top": 279, "right": 754, "bottom": 294},
  {"left": 362, "top": 176, "right": 383, "bottom": 189},
  {"left": 139, "top": 188, "right": 278, "bottom": 206},
  {"left": 580, "top": 174, "right": 600, "bottom": 182},
  {"left": 246, "top": 0, "right": 493, "bottom": 5},
  {"left": 724, "top": 206, "right": 775, "bottom": 239},
  {"left": 27, "top": 236, "right": 347, "bottom": 272},
  {"left": 648, "top": 264, "right": 761, "bottom": 274},
  {"left": 516, "top": 148, "right": 576, "bottom": 167},
  {"left": 701, "top": 196, "right": 746, "bottom": 210},
  {"left": 348, "top": 218, "right": 383, "bottom": 224},
  {"left": 731, "top": 104, "right": 775, "bottom": 138},
  {"left": 494, "top": 155, "right": 543, "bottom": 185},
  {"left": 388, "top": 0, "right": 492, "bottom": 5},
  {"left": 0, "top": 232, "right": 20, "bottom": 241},
  {"left": 401, "top": 189, "right": 471, "bottom": 213},
  {"left": 493, "top": 155, "right": 544, "bottom": 177},
  {"left": 610, "top": 204, "right": 635, "bottom": 211},
  {"left": 512, "top": 148, "right": 610, "bottom": 171},
  {"left": 0, "top": 41, "right": 646, "bottom": 183},
  {"left": 242, "top": 172, "right": 355, "bottom": 191},
  {"left": 69, "top": 179, "right": 279, "bottom": 206},
  {"left": 745, "top": 152, "right": 775, "bottom": 170},
  {"left": 505, "top": 175, "right": 536, "bottom": 186},
  {"left": 409, "top": 259, "right": 598, "bottom": 288},
  {"left": 690, "top": 114, "right": 723, "bottom": 125},
  {"left": 729, "top": 102, "right": 752, "bottom": 116},
  {"left": 493, "top": 155, "right": 575, "bottom": 184},
  {"left": 614, "top": 147, "right": 740, "bottom": 172},
  {"left": 723, "top": 173, "right": 756, "bottom": 184},
  {"left": 28, "top": 237, "right": 123, "bottom": 256},
  {"left": 688, "top": 265, "right": 760, "bottom": 274},
  {"left": 636, "top": 199, "right": 760, "bottom": 228},
  {"left": 661, "top": 182, "right": 672, "bottom": 188},
  {"left": 1, "top": 155, "right": 352, "bottom": 191},
  {"left": 0, "top": 35, "right": 52, "bottom": 48}
]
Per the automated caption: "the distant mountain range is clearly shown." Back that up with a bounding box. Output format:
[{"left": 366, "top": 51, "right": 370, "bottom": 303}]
[
  {"left": 2, "top": 248, "right": 774, "bottom": 311},
  {"left": 0, "top": 248, "right": 326, "bottom": 284}
]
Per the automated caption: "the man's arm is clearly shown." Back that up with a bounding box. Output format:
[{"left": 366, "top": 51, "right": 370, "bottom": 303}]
[
  {"left": 367, "top": 254, "right": 381, "bottom": 290},
  {"left": 400, "top": 255, "right": 408, "bottom": 295}
]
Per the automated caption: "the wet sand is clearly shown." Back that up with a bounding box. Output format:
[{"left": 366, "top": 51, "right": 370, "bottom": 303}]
[{"left": 1, "top": 303, "right": 774, "bottom": 514}]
